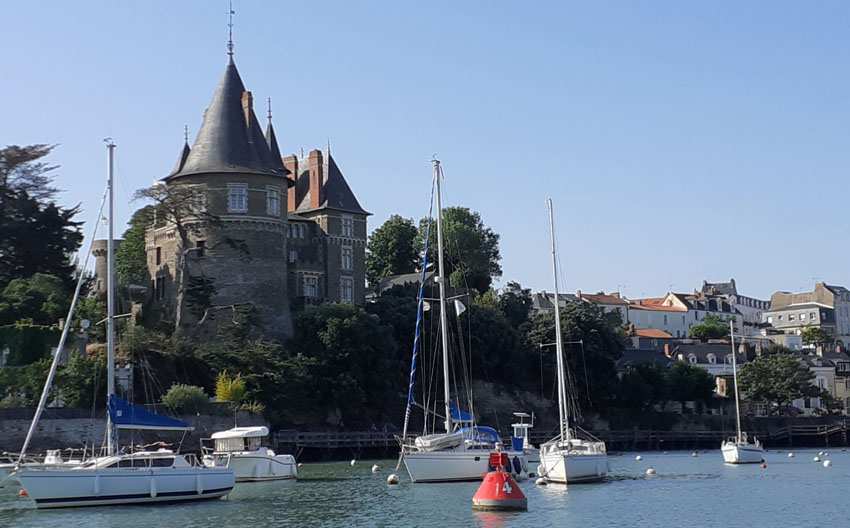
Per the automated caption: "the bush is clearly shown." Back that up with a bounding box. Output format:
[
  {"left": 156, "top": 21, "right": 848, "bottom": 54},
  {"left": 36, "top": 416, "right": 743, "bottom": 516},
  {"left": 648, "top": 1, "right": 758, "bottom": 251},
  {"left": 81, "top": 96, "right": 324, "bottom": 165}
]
[
  {"left": 160, "top": 383, "right": 208, "bottom": 412},
  {"left": 214, "top": 370, "right": 246, "bottom": 403}
]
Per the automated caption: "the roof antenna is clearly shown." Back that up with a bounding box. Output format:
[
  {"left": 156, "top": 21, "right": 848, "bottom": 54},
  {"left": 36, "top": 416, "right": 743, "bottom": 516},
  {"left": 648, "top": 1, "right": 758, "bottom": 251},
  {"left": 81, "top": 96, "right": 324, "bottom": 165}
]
[{"left": 227, "top": 0, "right": 235, "bottom": 57}]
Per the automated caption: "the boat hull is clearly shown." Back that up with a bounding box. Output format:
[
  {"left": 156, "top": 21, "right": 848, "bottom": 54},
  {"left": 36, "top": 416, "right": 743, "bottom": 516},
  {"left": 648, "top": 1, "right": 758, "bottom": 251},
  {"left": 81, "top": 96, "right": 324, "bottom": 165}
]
[
  {"left": 721, "top": 442, "right": 764, "bottom": 464},
  {"left": 538, "top": 451, "right": 608, "bottom": 483},
  {"left": 16, "top": 467, "right": 234, "bottom": 509},
  {"left": 205, "top": 454, "right": 297, "bottom": 481},
  {"left": 402, "top": 449, "right": 525, "bottom": 483}
]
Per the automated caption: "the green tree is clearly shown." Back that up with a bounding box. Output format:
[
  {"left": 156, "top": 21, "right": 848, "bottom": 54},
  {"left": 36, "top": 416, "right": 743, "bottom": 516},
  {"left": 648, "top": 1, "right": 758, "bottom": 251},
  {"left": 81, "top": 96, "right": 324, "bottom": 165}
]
[
  {"left": 800, "top": 325, "right": 834, "bottom": 347},
  {"left": 0, "top": 273, "right": 69, "bottom": 326},
  {"left": 418, "top": 206, "right": 501, "bottom": 295},
  {"left": 0, "top": 358, "right": 53, "bottom": 407},
  {"left": 115, "top": 206, "right": 155, "bottom": 285},
  {"left": 664, "top": 362, "right": 716, "bottom": 412},
  {"left": 688, "top": 314, "right": 729, "bottom": 339},
  {"left": 214, "top": 370, "right": 246, "bottom": 403},
  {"left": 0, "top": 145, "right": 82, "bottom": 286},
  {"left": 615, "top": 361, "right": 666, "bottom": 412},
  {"left": 499, "top": 281, "right": 532, "bottom": 328},
  {"left": 56, "top": 352, "right": 107, "bottom": 408},
  {"left": 366, "top": 215, "right": 419, "bottom": 286},
  {"left": 525, "top": 302, "right": 629, "bottom": 412},
  {"left": 737, "top": 354, "right": 823, "bottom": 412}
]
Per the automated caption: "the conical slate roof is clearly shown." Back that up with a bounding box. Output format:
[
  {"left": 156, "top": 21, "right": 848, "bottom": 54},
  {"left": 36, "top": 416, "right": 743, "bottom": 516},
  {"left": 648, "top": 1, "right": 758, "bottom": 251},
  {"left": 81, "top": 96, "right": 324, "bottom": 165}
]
[
  {"left": 166, "top": 57, "right": 289, "bottom": 180},
  {"left": 169, "top": 140, "right": 191, "bottom": 176},
  {"left": 265, "top": 120, "right": 284, "bottom": 169}
]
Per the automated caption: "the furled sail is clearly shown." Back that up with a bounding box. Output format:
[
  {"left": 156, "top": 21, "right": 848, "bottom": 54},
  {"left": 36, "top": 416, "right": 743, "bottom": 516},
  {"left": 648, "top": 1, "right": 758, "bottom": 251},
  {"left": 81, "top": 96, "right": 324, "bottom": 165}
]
[{"left": 107, "top": 394, "right": 194, "bottom": 431}]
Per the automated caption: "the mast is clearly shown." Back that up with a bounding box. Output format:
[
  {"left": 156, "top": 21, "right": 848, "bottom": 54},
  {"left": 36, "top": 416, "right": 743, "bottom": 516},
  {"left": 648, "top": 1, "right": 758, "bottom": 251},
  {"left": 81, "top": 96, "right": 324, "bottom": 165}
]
[
  {"left": 432, "top": 159, "right": 453, "bottom": 435},
  {"left": 730, "top": 320, "right": 742, "bottom": 444},
  {"left": 547, "top": 199, "right": 569, "bottom": 442},
  {"left": 106, "top": 140, "right": 116, "bottom": 455}
]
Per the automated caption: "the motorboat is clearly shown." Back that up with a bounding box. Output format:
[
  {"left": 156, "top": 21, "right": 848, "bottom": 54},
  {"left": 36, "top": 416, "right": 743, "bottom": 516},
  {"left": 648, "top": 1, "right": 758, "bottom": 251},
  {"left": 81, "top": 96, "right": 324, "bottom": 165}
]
[
  {"left": 511, "top": 412, "right": 539, "bottom": 464},
  {"left": 202, "top": 426, "right": 297, "bottom": 481}
]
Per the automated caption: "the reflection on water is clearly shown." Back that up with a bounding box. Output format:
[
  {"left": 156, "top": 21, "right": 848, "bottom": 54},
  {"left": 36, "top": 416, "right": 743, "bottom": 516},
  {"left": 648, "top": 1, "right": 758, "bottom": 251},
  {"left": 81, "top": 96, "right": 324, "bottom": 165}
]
[{"left": 1, "top": 449, "right": 848, "bottom": 527}]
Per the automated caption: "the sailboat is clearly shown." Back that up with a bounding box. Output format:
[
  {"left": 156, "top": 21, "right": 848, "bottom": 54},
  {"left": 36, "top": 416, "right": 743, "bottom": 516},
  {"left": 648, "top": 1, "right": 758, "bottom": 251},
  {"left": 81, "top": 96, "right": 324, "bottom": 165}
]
[
  {"left": 395, "top": 160, "right": 526, "bottom": 483},
  {"left": 721, "top": 321, "right": 764, "bottom": 464},
  {"left": 537, "top": 199, "right": 608, "bottom": 484},
  {"left": 14, "top": 141, "right": 235, "bottom": 508}
]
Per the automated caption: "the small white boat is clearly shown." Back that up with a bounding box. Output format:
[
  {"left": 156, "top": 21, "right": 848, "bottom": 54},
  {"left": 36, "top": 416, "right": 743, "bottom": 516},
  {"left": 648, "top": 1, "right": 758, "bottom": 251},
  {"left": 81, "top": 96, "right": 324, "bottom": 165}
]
[
  {"left": 511, "top": 412, "right": 539, "bottom": 464},
  {"left": 202, "top": 426, "right": 297, "bottom": 481},
  {"left": 536, "top": 200, "right": 609, "bottom": 484},
  {"left": 721, "top": 321, "right": 764, "bottom": 464},
  {"left": 17, "top": 450, "right": 234, "bottom": 508}
]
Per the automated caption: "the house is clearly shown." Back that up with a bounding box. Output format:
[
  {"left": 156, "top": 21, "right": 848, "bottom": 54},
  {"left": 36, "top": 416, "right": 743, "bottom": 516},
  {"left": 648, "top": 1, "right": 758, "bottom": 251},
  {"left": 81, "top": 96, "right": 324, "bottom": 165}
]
[
  {"left": 629, "top": 292, "right": 742, "bottom": 338},
  {"left": 615, "top": 348, "right": 673, "bottom": 373},
  {"left": 766, "top": 282, "right": 850, "bottom": 346},
  {"left": 700, "top": 278, "right": 770, "bottom": 335},
  {"left": 575, "top": 290, "right": 630, "bottom": 324},
  {"left": 531, "top": 291, "right": 579, "bottom": 315}
]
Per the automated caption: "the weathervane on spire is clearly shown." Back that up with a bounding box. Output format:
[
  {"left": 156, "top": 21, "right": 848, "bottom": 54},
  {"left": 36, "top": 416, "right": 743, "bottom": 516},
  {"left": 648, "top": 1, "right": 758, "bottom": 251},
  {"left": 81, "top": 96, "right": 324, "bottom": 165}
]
[
  {"left": 227, "top": 0, "right": 235, "bottom": 56},
  {"left": 183, "top": 124, "right": 189, "bottom": 143},
  {"left": 267, "top": 97, "right": 272, "bottom": 122}
]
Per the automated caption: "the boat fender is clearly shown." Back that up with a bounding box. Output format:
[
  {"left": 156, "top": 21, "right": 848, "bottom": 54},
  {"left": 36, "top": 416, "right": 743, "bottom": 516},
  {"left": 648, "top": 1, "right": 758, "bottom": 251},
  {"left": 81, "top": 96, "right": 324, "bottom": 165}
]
[
  {"left": 196, "top": 473, "right": 203, "bottom": 495},
  {"left": 535, "top": 478, "right": 547, "bottom": 485},
  {"left": 512, "top": 456, "right": 522, "bottom": 474},
  {"left": 387, "top": 474, "right": 399, "bottom": 484},
  {"left": 94, "top": 474, "right": 101, "bottom": 495},
  {"left": 150, "top": 478, "right": 157, "bottom": 498},
  {"left": 521, "top": 457, "right": 529, "bottom": 473}
]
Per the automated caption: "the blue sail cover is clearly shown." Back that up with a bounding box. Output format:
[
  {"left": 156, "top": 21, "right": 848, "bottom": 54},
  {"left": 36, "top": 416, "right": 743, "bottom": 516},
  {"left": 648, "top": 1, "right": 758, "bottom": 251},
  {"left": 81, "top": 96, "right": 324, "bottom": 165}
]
[
  {"left": 458, "top": 426, "right": 500, "bottom": 444},
  {"left": 108, "top": 394, "right": 194, "bottom": 431},
  {"left": 450, "top": 402, "right": 473, "bottom": 422}
]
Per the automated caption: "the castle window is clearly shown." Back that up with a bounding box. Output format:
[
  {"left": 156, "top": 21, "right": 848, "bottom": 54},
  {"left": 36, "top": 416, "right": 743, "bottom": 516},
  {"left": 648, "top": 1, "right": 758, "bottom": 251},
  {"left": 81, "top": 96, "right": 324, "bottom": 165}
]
[
  {"left": 341, "top": 247, "right": 352, "bottom": 270},
  {"left": 341, "top": 216, "right": 353, "bottom": 237},
  {"left": 340, "top": 277, "right": 354, "bottom": 302},
  {"left": 195, "top": 240, "right": 205, "bottom": 258},
  {"left": 289, "top": 250, "right": 297, "bottom": 263},
  {"left": 266, "top": 187, "right": 280, "bottom": 216},
  {"left": 155, "top": 247, "right": 162, "bottom": 265},
  {"left": 299, "top": 224, "right": 306, "bottom": 238},
  {"left": 190, "top": 190, "right": 206, "bottom": 214},
  {"left": 228, "top": 184, "right": 247, "bottom": 212},
  {"left": 303, "top": 276, "right": 317, "bottom": 298}
]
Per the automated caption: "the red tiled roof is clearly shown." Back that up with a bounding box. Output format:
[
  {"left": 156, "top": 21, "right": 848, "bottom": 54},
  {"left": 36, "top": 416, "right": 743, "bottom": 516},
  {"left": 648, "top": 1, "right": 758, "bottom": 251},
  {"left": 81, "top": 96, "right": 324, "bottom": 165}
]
[
  {"left": 580, "top": 293, "right": 629, "bottom": 305},
  {"left": 634, "top": 329, "right": 673, "bottom": 338},
  {"left": 629, "top": 297, "right": 687, "bottom": 312}
]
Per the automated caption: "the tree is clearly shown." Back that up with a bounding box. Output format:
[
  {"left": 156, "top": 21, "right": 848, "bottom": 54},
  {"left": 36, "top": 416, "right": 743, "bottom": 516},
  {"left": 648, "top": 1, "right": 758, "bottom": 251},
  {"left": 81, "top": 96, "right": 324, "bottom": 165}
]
[
  {"left": 56, "top": 352, "right": 107, "bottom": 408},
  {"left": 688, "top": 314, "right": 729, "bottom": 339},
  {"left": 215, "top": 370, "right": 246, "bottom": 403},
  {"left": 160, "top": 383, "right": 208, "bottom": 412},
  {"left": 0, "top": 273, "right": 69, "bottom": 326},
  {"left": 366, "top": 215, "right": 419, "bottom": 285},
  {"left": 800, "top": 325, "right": 834, "bottom": 348},
  {"left": 418, "top": 206, "right": 501, "bottom": 295},
  {"left": 115, "top": 206, "right": 155, "bottom": 285},
  {"left": 614, "top": 361, "right": 666, "bottom": 412},
  {"left": 0, "top": 145, "right": 82, "bottom": 287},
  {"left": 134, "top": 183, "right": 242, "bottom": 332},
  {"left": 738, "top": 354, "right": 824, "bottom": 412},
  {"left": 664, "top": 362, "right": 716, "bottom": 412},
  {"left": 499, "top": 281, "right": 532, "bottom": 328},
  {"left": 525, "top": 302, "right": 629, "bottom": 412}
]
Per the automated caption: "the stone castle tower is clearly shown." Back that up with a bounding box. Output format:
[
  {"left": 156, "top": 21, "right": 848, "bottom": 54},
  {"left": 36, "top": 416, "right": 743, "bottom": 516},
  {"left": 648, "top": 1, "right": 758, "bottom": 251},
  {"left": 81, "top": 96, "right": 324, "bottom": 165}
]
[{"left": 144, "top": 50, "right": 368, "bottom": 340}]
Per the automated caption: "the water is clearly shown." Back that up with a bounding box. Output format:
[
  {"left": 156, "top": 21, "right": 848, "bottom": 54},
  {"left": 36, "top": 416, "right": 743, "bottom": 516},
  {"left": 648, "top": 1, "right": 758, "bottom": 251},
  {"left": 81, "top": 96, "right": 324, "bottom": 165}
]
[{"left": 0, "top": 449, "right": 845, "bottom": 527}]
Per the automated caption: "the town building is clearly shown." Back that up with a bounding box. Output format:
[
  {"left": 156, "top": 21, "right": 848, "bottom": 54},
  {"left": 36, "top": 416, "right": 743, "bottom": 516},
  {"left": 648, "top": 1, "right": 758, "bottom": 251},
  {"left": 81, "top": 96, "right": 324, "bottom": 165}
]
[
  {"left": 764, "top": 283, "right": 850, "bottom": 346},
  {"left": 139, "top": 45, "right": 368, "bottom": 340},
  {"left": 699, "top": 278, "right": 770, "bottom": 335}
]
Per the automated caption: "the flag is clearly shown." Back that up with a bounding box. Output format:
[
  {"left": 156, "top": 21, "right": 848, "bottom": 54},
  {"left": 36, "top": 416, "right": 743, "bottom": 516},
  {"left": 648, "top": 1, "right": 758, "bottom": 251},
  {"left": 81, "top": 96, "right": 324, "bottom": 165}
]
[{"left": 454, "top": 300, "right": 466, "bottom": 315}]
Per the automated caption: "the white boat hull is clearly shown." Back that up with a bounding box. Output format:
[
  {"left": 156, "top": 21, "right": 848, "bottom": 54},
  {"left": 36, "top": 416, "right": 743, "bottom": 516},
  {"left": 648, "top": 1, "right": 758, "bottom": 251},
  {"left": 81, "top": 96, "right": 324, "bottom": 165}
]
[
  {"left": 205, "top": 454, "right": 297, "bottom": 481},
  {"left": 721, "top": 441, "right": 764, "bottom": 464},
  {"left": 403, "top": 448, "right": 526, "bottom": 483},
  {"left": 538, "top": 451, "right": 608, "bottom": 483},
  {"left": 16, "top": 467, "right": 234, "bottom": 508}
]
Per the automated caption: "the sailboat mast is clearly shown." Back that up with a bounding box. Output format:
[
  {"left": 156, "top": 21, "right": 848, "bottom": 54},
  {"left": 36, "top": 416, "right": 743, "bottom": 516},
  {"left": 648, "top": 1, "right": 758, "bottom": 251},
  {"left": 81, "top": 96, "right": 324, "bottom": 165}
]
[
  {"left": 106, "top": 140, "right": 116, "bottom": 456},
  {"left": 547, "top": 199, "right": 568, "bottom": 442},
  {"left": 432, "top": 160, "right": 453, "bottom": 435},
  {"left": 730, "top": 320, "right": 742, "bottom": 444}
]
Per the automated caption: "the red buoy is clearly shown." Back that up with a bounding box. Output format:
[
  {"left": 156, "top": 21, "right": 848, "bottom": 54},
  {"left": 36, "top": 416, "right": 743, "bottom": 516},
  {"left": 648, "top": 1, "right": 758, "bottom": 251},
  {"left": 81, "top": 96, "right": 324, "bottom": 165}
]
[
  {"left": 472, "top": 452, "right": 527, "bottom": 511},
  {"left": 18, "top": 489, "right": 28, "bottom": 497}
]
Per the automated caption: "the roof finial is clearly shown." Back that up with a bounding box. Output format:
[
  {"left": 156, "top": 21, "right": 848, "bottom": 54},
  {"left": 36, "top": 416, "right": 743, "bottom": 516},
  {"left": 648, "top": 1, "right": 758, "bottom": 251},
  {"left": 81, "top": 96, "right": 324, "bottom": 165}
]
[
  {"left": 227, "top": 0, "right": 235, "bottom": 57},
  {"left": 267, "top": 97, "right": 272, "bottom": 122},
  {"left": 183, "top": 124, "right": 189, "bottom": 143},
  {"left": 326, "top": 138, "right": 331, "bottom": 156}
]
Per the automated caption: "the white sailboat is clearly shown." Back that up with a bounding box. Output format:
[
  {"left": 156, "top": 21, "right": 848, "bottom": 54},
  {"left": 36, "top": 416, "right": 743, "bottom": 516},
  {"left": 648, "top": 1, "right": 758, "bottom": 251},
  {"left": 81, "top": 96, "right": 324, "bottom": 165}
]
[
  {"left": 396, "top": 160, "right": 526, "bottom": 483},
  {"left": 202, "top": 426, "right": 297, "bottom": 481},
  {"left": 14, "top": 141, "right": 235, "bottom": 508},
  {"left": 537, "top": 199, "right": 608, "bottom": 484},
  {"left": 721, "top": 321, "right": 764, "bottom": 464}
]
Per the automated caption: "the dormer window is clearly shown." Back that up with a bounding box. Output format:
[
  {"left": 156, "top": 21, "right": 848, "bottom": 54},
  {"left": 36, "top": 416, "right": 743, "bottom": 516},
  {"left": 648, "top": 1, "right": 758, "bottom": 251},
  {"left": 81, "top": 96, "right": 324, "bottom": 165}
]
[
  {"left": 707, "top": 354, "right": 716, "bottom": 364},
  {"left": 688, "top": 354, "right": 697, "bottom": 364},
  {"left": 228, "top": 184, "right": 247, "bottom": 212}
]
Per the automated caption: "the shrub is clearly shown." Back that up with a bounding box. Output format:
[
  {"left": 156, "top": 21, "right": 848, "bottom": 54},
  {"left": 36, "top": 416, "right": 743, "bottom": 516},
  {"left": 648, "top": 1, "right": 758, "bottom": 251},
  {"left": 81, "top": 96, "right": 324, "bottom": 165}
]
[{"left": 160, "top": 383, "right": 208, "bottom": 412}]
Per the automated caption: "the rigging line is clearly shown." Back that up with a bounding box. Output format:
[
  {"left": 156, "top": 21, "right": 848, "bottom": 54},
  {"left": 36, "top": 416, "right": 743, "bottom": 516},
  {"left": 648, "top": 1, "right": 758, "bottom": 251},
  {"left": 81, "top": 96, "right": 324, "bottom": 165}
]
[
  {"left": 579, "top": 339, "right": 592, "bottom": 407},
  {"left": 113, "top": 150, "right": 133, "bottom": 207}
]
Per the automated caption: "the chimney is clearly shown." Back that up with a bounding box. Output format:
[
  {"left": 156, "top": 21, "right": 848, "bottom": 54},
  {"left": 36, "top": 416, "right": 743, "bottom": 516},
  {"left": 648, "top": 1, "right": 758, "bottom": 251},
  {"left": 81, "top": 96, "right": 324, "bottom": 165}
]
[
  {"left": 576, "top": 289, "right": 582, "bottom": 299},
  {"left": 308, "top": 149, "right": 324, "bottom": 209},
  {"left": 242, "top": 91, "right": 254, "bottom": 126},
  {"left": 283, "top": 155, "right": 298, "bottom": 211},
  {"left": 664, "top": 343, "right": 671, "bottom": 357}
]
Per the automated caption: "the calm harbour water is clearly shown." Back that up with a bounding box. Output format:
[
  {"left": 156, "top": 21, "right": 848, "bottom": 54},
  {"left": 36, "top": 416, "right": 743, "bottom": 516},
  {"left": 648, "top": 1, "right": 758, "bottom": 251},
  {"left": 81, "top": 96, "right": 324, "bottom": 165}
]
[{"left": 0, "top": 449, "right": 846, "bottom": 527}]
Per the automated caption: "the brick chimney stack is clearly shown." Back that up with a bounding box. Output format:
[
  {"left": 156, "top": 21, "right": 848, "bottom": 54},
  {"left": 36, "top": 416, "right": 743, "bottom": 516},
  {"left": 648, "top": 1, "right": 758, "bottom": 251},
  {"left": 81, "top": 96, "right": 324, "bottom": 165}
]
[
  {"left": 308, "top": 149, "right": 324, "bottom": 209},
  {"left": 242, "top": 91, "right": 254, "bottom": 126},
  {"left": 283, "top": 155, "right": 298, "bottom": 211}
]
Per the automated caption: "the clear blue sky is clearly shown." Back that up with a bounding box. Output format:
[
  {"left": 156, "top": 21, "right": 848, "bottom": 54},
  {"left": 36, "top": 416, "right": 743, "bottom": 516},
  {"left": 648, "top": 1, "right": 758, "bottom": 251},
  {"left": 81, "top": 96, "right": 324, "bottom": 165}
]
[{"left": 2, "top": 1, "right": 847, "bottom": 300}]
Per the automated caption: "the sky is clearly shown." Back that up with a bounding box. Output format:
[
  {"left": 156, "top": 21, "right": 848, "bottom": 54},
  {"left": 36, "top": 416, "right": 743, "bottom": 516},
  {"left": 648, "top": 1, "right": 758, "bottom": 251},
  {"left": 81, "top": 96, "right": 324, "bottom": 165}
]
[{"left": 2, "top": 1, "right": 848, "bottom": 301}]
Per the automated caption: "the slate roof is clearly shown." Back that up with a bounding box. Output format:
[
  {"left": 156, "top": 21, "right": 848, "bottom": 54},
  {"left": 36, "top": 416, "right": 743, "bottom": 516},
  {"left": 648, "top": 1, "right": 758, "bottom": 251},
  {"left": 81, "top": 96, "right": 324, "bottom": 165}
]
[
  {"left": 616, "top": 349, "right": 673, "bottom": 371},
  {"left": 293, "top": 153, "right": 370, "bottom": 215},
  {"left": 165, "top": 57, "right": 290, "bottom": 181}
]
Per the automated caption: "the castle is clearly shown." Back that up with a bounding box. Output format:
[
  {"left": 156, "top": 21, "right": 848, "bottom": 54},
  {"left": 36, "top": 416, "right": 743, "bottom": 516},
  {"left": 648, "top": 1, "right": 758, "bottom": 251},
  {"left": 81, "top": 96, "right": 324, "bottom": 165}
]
[{"left": 138, "top": 47, "right": 369, "bottom": 340}]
